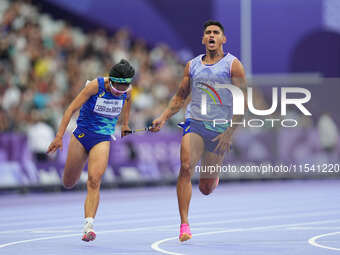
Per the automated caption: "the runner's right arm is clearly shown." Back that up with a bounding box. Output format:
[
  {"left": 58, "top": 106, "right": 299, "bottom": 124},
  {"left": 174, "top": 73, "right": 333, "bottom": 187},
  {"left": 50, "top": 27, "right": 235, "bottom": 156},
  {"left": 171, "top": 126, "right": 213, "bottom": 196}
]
[
  {"left": 47, "top": 80, "right": 98, "bottom": 153},
  {"left": 151, "top": 62, "right": 191, "bottom": 132}
]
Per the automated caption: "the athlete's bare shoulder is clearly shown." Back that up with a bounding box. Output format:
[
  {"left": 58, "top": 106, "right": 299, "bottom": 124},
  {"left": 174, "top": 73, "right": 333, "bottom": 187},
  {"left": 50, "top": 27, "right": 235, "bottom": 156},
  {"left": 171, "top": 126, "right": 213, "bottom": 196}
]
[
  {"left": 174, "top": 62, "right": 191, "bottom": 100},
  {"left": 103, "top": 77, "right": 110, "bottom": 84},
  {"left": 183, "top": 61, "right": 191, "bottom": 77},
  {"left": 230, "top": 58, "right": 246, "bottom": 88},
  {"left": 82, "top": 78, "right": 99, "bottom": 96},
  {"left": 230, "top": 58, "right": 245, "bottom": 78}
]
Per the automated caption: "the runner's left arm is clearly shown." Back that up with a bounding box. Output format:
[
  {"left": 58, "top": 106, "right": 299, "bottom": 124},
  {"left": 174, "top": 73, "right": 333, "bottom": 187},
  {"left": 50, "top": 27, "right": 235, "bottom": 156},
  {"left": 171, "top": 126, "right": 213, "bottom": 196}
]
[
  {"left": 228, "top": 58, "right": 247, "bottom": 135},
  {"left": 212, "top": 59, "right": 247, "bottom": 153}
]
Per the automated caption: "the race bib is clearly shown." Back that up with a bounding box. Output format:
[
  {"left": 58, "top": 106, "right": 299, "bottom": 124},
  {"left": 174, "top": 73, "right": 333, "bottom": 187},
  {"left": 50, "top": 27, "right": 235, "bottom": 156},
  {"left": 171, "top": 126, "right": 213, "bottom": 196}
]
[{"left": 93, "top": 98, "right": 123, "bottom": 117}]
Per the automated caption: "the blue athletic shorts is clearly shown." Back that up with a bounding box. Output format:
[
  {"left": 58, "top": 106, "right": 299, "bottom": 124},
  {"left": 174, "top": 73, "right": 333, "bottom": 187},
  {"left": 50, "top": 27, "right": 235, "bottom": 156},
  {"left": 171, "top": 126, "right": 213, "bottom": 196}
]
[
  {"left": 73, "top": 127, "right": 111, "bottom": 153},
  {"left": 178, "top": 119, "right": 227, "bottom": 153}
]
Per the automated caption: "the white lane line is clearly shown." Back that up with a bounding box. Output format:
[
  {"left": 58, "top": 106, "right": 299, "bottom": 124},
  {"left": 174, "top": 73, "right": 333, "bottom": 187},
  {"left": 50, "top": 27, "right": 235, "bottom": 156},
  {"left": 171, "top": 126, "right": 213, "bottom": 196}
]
[
  {"left": 1, "top": 208, "right": 337, "bottom": 235},
  {"left": 180, "top": 210, "right": 340, "bottom": 227},
  {"left": 1, "top": 209, "right": 338, "bottom": 236},
  {"left": 308, "top": 231, "right": 340, "bottom": 251},
  {"left": 151, "top": 219, "right": 340, "bottom": 255},
  {"left": 288, "top": 227, "right": 340, "bottom": 230},
  {"left": 5, "top": 206, "right": 340, "bottom": 232},
  {"left": 0, "top": 225, "right": 175, "bottom": 249},
  {"left": 3, "top": 203, "right": 338, "bottom": 224},
  {"left": 31, "top": 230, "right": 76, "bottom": 234},
  {"left": 2, "top": 210, "right": 340, "bottom": 249},
  {"left": 0, "top": 209, "right": 259, "bottom": 234},
  {"left": 1, "top": 205, "right": 256, "bottom": 222},
  {"left": 0, "top": 207, "right": 263, "bottom": 227},
  {"left": 0, "top": 207, "right": 312, "bottom": 234},
  {"left": 0, "top": 212, "right": 176, "bottom": 227}
]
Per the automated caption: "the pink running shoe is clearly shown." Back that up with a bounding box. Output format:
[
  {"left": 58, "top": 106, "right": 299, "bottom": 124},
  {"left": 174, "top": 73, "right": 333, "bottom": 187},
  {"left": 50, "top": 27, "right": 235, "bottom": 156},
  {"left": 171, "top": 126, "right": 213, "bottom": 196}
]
[
  {"left": 179, "top": 223, "right": 192, "bottom": 242},
  {"left": 82, "top": 229, "right": 96, "bottom": 242}
]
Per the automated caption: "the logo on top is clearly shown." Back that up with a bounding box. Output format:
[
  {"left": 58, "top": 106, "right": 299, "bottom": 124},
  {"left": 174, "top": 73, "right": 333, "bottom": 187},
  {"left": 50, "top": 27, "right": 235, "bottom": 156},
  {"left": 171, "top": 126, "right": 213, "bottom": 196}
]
[{"left": 198, "top": 82, "right": 222, "bottom": 105}]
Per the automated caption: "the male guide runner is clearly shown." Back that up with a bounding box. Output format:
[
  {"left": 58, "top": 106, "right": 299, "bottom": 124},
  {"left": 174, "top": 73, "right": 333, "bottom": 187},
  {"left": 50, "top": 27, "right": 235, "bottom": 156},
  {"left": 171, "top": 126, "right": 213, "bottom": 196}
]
[{"left": 152, "top": 20, "right": 247, "bottom": 241}]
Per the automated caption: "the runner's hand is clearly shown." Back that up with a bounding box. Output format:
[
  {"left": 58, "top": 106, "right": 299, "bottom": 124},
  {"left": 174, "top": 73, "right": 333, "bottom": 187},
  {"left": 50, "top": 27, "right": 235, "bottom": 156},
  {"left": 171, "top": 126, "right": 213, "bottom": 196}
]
[
  {"left": 150, "top": 116, "right": 166, "bottom": 132},
  {"left": 211, "top": 130, "right": 232, "bottom": 155},
  {"left": 47, "top": 135, "right": 63, "bottom": 154},
  {"left": 121, "top": 125, "right": 131, "bottom": 137}
]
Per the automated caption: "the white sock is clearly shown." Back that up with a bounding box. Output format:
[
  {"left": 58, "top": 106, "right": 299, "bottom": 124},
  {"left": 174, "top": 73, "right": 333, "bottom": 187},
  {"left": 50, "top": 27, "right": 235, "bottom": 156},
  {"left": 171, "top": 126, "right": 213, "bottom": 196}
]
[
  {"left": 85, "top": 217, "right": 94, "bottom": 225},
  {"left": 84, "top": 217, "right": 94, "bottom": 231}
]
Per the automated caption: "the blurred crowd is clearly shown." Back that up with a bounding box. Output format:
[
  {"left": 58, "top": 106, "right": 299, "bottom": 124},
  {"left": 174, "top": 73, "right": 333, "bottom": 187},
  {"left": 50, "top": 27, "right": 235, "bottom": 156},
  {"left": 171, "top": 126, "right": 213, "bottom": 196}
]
[
  {"left": 1, "top": 0, "right": 339, "bottom": 162},
  {"left": 0, "top": 0, "right": 186, "bottom": 140}
]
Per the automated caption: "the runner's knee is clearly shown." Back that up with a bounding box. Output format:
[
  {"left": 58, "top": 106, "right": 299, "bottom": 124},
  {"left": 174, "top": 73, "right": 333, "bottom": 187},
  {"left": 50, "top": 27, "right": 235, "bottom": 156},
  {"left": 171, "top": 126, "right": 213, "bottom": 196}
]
[
  {"left": 87, "top": 175, "right": 101, "bottom": 190},
  {"left": 179, "top": 162, "right": 191, "bottom": 178}
]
